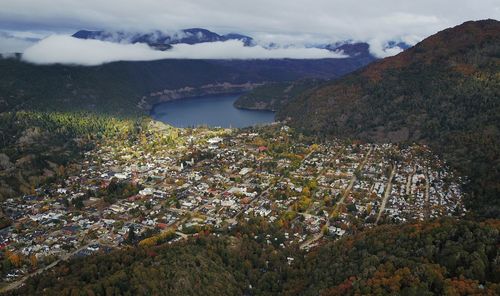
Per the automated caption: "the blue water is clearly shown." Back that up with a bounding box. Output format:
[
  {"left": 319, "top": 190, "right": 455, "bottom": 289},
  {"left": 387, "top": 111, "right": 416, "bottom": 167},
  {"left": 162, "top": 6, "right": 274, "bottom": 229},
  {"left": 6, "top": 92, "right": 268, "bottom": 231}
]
[{"left": 150, "top": 94, "right": 275, "bottom": 128}]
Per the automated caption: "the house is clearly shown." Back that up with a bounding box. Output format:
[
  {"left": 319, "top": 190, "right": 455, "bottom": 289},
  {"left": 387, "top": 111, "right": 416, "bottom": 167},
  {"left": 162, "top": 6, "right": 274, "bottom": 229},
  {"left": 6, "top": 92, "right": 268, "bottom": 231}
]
[
  {"left": 258, "top": 146, "right": 268, "bottom": 153},
  {"left": 139, "top": 188, "right": 154, "bottom": 196},
  {"left": 239, "top": 168, "right": 252, "bottom": 176},
  {"left": 207, "top": 137, "right": 223, "bottom": 144},
  {"left": 328, "top": 226, "right": 346, "bottom": 237}
]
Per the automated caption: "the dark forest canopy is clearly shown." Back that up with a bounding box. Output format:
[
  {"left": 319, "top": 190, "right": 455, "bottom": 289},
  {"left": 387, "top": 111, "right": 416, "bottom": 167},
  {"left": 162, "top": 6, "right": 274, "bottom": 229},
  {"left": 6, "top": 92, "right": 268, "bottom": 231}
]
[
  {"left": 7, "top": 218, "right": 500, "bottom": 296},
  {"left": 0, "top": 56, "right": 374, "bottom": 116}
]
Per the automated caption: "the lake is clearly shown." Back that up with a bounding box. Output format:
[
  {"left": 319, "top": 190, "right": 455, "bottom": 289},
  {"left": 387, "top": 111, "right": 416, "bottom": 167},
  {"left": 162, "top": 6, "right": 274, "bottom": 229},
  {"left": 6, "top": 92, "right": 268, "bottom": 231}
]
[{"left": 150, "top": 93, "right": 275, "bottom": 128}]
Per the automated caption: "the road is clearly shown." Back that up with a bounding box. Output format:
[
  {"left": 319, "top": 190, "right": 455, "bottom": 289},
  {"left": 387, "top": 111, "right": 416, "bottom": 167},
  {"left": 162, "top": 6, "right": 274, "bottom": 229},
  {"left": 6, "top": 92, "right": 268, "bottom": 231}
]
[
  {"left": 0, "top": 144, "right": 333, "bottom": 292},
  {"left": 330, "top": 146, "right": 373, "bottom": 217},
  {"left": 405, "top": 165, "right": 415, "bottom": 195},
  {"left": 299, "top": 218, "right": 329, "bottom": 250},
  {"left": 0, "top": 239, "right": 99, "bottom": 293},
  {"left": 375, "top": 164, "right": 396, "bottom": 224},
  {"left": 233, "top": 145, "right": 319, "bottom": 219}
]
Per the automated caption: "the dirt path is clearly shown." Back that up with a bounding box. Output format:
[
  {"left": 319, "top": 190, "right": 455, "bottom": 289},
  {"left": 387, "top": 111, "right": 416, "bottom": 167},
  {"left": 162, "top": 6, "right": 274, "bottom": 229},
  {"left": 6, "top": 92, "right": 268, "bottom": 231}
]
[
  {"left": 299, "top": 219, "right": 329, "bottom": 250},
  {"left": 375, "top": 164, "right": 396, "bottom": 224}
]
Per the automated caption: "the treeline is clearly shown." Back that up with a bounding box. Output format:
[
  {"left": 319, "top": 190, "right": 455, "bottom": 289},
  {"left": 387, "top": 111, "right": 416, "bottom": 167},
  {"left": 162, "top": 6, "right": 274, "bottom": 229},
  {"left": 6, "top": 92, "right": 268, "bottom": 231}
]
[
  {"left": 0, "top": 57, "right": 373, "bottom": 116},
  {"left": 298, "top": 219, "right": 500, "bottom": 295},
  {"left": 1, "top": 111, "right": 142, "bottom": 143},
  {"left": 8, "top": 218, "right": 500, "bottom": 295}
]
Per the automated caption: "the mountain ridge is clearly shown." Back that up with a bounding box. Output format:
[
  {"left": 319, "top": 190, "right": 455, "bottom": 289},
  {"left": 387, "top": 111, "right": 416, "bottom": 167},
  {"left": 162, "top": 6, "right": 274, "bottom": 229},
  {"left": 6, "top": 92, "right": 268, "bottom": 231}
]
[
  {"left": 71, "top": 28, "right": 409, "bottom": 58},
  {"left": 0, "top": 56, "right": 374, "bottom": 115},
  {"left": 72, "top": 28, "right": 255, "bottom": 49},
  {"left": 276, "top": 19, "right": 500, "bottom": 217}
]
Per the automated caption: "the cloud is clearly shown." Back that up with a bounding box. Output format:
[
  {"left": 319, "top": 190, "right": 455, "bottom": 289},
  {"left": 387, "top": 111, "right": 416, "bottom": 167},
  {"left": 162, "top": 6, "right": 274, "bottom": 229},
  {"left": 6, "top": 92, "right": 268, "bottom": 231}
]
[
  {"left": 22, "top": 35, "right": 346, "bottom": 65},
  {"left": 1, "top": 0, "right": 498, "bottom": 49},
  {"left": 367, "top": 39, "right": 404, "bottom": 58},
  {"left": 0, "top": 32, "right": 37, "bottom": 53}
]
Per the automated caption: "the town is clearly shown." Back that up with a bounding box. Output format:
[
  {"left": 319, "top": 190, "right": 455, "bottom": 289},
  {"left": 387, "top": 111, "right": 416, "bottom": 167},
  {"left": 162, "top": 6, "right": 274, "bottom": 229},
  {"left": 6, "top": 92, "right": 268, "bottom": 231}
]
[{"left": 0, "top": 122, "right": 466, "bottom": 285}]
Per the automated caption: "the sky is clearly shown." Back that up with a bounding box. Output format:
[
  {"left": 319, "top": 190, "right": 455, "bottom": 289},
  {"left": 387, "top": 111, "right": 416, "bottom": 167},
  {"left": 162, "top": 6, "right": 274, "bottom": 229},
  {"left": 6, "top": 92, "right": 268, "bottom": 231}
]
[{"left": 1, "top": 0, "right": 499, "bottom": 64}]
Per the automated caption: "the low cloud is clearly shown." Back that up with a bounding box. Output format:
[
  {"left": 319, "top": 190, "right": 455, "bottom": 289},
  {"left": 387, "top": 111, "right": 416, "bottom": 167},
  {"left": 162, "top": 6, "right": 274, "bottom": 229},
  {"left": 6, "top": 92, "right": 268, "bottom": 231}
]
[
  {"left": 0, "top": 32, "right": 37, "bottom": 53},
  {"left": 367, "top": 39, "right": 404, "bottom": 58},
  {"left": 22, "top": 35, "right": 346, "bottom": 65}
]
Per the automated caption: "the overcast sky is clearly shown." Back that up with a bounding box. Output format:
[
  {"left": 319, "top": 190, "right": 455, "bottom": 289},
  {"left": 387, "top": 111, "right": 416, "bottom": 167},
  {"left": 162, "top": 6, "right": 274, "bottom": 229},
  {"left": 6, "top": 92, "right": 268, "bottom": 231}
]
[{"left": 1, "top": 0, "right": 498, "bottom": 63}]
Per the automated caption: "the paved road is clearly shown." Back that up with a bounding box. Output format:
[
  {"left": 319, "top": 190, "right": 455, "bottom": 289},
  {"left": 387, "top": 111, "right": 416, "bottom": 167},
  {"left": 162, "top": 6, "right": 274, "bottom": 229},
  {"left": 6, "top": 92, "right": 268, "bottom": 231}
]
[
  {"left": 299, "top": 217, "right": 329, "bottom": 250},
  {"left": 233, "top": 146, "right": 319, "bottom": 219},
  {"left": 375, "top": 164, "right": 396, "bottom": 224},
  {"left": 405, "top": 165, "right": 415, "bottom": 195},
  {"left": 331, "top": 146, "right": 373, "bottom": 217},
  {"left": 0, "top": 239, "right": 99, "bottom": 293},
  {"left": 0, "top": 145, "right": 320, "bottom": 292}
]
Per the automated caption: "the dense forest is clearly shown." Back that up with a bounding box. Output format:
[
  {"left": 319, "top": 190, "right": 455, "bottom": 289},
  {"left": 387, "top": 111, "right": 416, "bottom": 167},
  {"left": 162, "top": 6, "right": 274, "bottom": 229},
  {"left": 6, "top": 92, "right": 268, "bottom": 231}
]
[
  {"left": 7, "top": 218, "right": 499, "bottom": 295},
  {"left": 0, "top": 111, "right": 144, "bottom": 200},
  {"left": 277, "top": 20, "right": 500, "bottom": 218},
  {"left": 234, "top": 79, "right": 324, "bottom": 111},
  {"left": 0, "top": 56, "right": 373, "bottom": 116}
]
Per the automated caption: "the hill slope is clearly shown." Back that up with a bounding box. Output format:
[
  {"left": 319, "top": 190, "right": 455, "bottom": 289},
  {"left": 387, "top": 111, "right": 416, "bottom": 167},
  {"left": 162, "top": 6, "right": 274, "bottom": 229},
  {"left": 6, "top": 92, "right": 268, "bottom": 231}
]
[
  {"left": 234, "top": 79, "right": 325, "bottom": 111},
  {"left": 277, "top": 19, "right": 500, "bottom": 217},
  {"left": 0, "top": 57, "right": 374, "bottom": 116},
  {"left": 10, "top": 219, "right": 500, "bottom": 295}
]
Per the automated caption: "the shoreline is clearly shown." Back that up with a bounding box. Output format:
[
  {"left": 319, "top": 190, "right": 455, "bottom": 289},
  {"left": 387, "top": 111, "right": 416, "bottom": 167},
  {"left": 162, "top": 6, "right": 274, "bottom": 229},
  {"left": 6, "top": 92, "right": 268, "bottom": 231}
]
[
  {"left": 149, "top": 93, "right": 276, "bottom": 129},
  {"left": 137, "top": 82, "right": 265, "bottom": 112}
]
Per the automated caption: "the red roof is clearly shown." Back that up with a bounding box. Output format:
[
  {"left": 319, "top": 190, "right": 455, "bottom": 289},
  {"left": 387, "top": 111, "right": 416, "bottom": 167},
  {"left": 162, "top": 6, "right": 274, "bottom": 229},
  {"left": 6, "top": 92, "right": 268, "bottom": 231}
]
[{"left": 156, "top": 223, "right": 168, "bottom": 229}]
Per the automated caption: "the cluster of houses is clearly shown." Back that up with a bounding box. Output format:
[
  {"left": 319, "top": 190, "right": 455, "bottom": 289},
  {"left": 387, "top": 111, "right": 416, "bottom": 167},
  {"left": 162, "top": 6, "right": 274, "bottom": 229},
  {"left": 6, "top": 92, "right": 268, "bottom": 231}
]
[{"left": 0, "top": 124, "right": 466, "bottom": 281}]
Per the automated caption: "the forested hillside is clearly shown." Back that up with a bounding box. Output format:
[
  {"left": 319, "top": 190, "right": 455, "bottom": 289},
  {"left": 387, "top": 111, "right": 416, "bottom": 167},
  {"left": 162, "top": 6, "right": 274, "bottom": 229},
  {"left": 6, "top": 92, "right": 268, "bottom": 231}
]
[
  {"left": 277, "top": 20, "right": 500, "bottom": 217},
  {"left": 9, "top": 218, "right": 499, "bottom": 295},
  {"left": 234, "top": 79, "right": 324, "bottom": 111},
  {"left": 0, "top": 56, "right": 372, "bottom": 115},
  {"left": 0, "top": 112, "right": 145, "bottom": 200}
]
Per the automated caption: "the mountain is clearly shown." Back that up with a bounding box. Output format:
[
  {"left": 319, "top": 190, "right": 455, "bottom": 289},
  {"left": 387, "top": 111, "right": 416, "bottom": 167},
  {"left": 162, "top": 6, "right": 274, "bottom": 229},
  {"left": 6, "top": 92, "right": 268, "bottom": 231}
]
[
  {"left": 72, "top": 28, "right": 254, "bottom": 50},
  {"left": 326, "top": 42, "right": 372, "bottom": 58},
  {"left": 325, "top": 41, "right": 410, "bottom": 58},
  {"left": 276, "top": 19, "right": 500, "bottom": 217},
  {"left": 233, "top": 41, "right": 412, "bottom": 111},
  {"left": 72, "top": 28, "right": 409, "bottom": 59},
  {"left": 0, "top": 54, "right": 376, "bottom": 115},
  {"left": 234, "top": 79, "right": 325, "bottom": 111}
]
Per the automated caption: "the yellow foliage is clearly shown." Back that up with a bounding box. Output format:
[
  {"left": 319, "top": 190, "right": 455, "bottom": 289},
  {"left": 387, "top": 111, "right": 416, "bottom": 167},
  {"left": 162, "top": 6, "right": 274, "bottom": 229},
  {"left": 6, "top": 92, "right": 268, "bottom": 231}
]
[
  {"left": 138, "top": 236, "right": 158, "bottom": 247},
  {"left": 252, "top": 137, "right": 266, "bottom": 147},
  {"left": 30, "top": 254, "right": 38, "bottom": 268},
  {"left": 139, "top": 230, "right": 176, "bottom": 247},
  {"left": 8, "top": 252, "right": 22, "bottom": 267},
  {"left": 302, "top": 187, "right": 311, "bottom": 197},
  {"left": 298, "top": 196, "right": 312, "bottom": 211}
]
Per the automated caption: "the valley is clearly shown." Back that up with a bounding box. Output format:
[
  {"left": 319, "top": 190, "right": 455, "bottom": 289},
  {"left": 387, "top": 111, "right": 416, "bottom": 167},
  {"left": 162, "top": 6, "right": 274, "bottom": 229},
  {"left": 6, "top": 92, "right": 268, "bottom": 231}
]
[
  {"left": 0, "top": 14, "right": 498, "bottom": 296},
  {"left": 0, "top": 120, "right": 466, "bottom": 291}
]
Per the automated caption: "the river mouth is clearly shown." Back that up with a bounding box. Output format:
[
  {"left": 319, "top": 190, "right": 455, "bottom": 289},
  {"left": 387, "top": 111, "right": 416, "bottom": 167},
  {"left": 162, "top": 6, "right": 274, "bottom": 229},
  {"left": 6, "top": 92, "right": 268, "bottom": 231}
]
[{"left": 150, "top": 93, "right": 275, "bottom": 128}]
